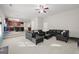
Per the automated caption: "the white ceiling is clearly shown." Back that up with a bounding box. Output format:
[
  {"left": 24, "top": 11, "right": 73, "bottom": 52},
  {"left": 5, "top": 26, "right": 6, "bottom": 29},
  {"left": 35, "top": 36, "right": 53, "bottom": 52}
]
[{"left": 0, "top": 4, "right": 79, "bottom": 22}]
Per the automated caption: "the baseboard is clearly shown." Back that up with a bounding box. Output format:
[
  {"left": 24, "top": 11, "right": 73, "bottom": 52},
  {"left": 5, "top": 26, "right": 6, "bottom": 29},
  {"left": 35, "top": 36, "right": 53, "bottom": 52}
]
[
  {"left": 69, "top": 37, "right": 79, "bottom": 41},
  {"left": 69, "top": 37, "right": 79, "bottom": 39}
]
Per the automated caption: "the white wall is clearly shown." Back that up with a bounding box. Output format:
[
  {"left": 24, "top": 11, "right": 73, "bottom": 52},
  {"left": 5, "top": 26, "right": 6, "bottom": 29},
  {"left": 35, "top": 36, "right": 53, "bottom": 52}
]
[
  {"left": 44, "top": 8, "right": 79, "bottom": 38},
  {"left": 38, "top": 17, "right": 43, "bottom": 30},
  {"left": 24, "top": 21, "right": 29, "bottom": 30},
  {"left": 31, "top": 17, "right": 43, "bottom": 30},
  {"left": 0, "top": 9, "right": 5, "bottom": 43},
  {"left": 43, "top": 22, "right": 49, "bottom": 31},
  {"left": 0, "top": 9, "right": 5, "bottom": 33},
  {"left": 31, "top": 18, "right": 38, "bottom": 30},
  {"left": 0, "top": 9, "right": 5, "bottom": 24}
]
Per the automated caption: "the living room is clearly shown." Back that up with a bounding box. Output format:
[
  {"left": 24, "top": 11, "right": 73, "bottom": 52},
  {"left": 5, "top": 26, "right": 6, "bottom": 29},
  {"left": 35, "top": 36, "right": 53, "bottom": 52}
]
[{"left": 0, "top": 4, "right": 79, "bottom": 54}]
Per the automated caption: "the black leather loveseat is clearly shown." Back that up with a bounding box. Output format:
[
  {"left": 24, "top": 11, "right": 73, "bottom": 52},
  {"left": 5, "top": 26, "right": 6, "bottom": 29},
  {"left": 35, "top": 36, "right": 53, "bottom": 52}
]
[{"left": 26, "top": 30, "right": 44, "bottom": 45}]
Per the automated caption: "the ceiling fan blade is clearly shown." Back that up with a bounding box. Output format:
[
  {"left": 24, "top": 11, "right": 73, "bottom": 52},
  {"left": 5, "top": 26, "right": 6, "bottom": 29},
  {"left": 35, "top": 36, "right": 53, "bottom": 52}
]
[
  {"left": 43, "top": 10, "right": 46, "bottom": 13},
  {"left": 44, "top": 7, "right": 49, "bottom": 9}
]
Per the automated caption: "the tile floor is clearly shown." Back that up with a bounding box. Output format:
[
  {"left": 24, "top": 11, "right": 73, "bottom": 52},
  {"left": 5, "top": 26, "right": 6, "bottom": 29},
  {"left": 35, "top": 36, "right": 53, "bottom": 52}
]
[{"left": 1, "top": 32, "right": 79, "bottom": 54}]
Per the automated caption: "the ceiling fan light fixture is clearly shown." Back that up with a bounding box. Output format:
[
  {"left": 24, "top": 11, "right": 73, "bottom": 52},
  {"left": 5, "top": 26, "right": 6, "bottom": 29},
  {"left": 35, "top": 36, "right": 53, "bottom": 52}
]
[{"left": 36, "top": 4, "right": 49, "bottom": 13}]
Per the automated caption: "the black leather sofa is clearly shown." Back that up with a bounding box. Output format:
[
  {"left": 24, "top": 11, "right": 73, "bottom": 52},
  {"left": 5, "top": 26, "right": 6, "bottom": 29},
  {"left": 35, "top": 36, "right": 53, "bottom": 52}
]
[
  {"left": 56, "top": 30, "right": 69, "bottom": 42},
  {"left": 44, "top": 30, "right": 53, "bottom": 39},
  {"left": 45, "top": 30, "right": 63, "bottom": 39},
  {"left": 44, "top": 29, "right": 69, "bottom": 42},
  {"left": 77, "top": 40, "right": 79, "bottom": 47},
  {"left": 38, "top": 30, "right": 45, "bottom": 36}
]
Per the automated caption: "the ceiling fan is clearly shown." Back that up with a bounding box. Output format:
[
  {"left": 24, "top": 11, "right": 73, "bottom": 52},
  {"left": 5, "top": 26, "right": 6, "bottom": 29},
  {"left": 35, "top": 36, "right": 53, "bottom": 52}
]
[{"left": 35, "top": 5, "right": 49, "bottom": 13}]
